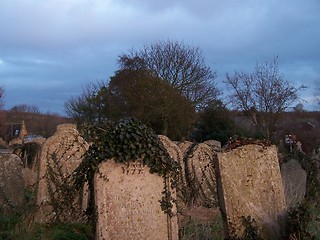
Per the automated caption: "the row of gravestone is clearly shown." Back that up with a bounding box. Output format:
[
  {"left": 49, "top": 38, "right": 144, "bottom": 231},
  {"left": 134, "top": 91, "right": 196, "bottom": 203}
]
[{"left": 0, "top": 123, "right": 308, "bottom": 239}]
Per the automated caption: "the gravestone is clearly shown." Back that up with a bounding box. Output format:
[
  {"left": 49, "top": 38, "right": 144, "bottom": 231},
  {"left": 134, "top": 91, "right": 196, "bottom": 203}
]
[
  {"left": 0, "top": 154, "right": 25, "bottom": 213},
  {"left": 0, "top": 137, "right": 7, "bottom": 146},
  {"left": 217, "top": 144, "right": 287, "bottom": 239},
  {"left": 184, "top": 143, "right": 218, "bottom": 208},
  {"left": 177, "top": 141, "right": 194, "bottom": 156},
  {"left": 281, "top": 159, "right": 307, "bottom": 208},
  {"left": 159, "top": 135, "right": 187, "bottom": 209},
  {"left": 94, "top": 159, "right": 178, "bottom": 240},
  {"left": 35, "top": 124, "right": 89, "bottom": 222},
  {"left": 203, "top": 140, "right": 221, "bottom": 152},
  {"left": 8, "top": 138, "right": 22, "bottom": 146}
]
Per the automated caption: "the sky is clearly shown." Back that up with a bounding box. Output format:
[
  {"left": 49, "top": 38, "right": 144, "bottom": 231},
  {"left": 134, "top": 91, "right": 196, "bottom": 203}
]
[{"left": 1, "top": 0, "right": 320, "bottom": 115}]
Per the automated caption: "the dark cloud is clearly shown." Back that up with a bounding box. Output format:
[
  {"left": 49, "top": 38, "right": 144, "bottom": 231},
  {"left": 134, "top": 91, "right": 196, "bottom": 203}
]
[{"left": 1, "top": 0, "right": 320, "bottom": 114}]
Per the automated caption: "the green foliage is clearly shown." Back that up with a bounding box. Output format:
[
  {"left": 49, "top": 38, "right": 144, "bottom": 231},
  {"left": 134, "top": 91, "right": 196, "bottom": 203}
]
[
  {"left": 107, "top": 64, "right": 197, "bottom": 140},
  {"left": 228, "top": 216, "right": 262, "bottom": 240},
  {"left": 74, "top": 118, "right": 179, "bottom": 220},
  {"left": 192, "top": 100, "right": 235, "bottom": 145},
  {"left": 66, "top": 56, "right": 198, "bottom": 141},
  {"left": 0, "top": 185, "right": 92, "bottom": 240},
  {"left": 287, "top": 203, "right": 316, "bottom": 239},
  {"left": 239, "top": 216, "right": 262, "bottom": 240},
  {"left": 0, "top": 218, "right": 93, "bottom": 240},
  {"left": 0, "top": 213, "right": 21, "bottom": 240},
  {"left": 179, "top": 217, "right": 224, "bottom": 240},
  {"left": 46, "top": 153, "right": 85, "bottom": 223}
]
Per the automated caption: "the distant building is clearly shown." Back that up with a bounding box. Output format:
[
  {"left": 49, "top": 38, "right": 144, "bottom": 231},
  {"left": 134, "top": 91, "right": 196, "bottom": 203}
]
[{"left": 2, "top": 120, "right": 28, "bottom": 142}]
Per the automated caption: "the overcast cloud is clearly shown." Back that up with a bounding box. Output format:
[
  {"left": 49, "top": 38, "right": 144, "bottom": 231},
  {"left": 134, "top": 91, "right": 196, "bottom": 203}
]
[{"left": 0, "top": 0, "right": 319, "bottom": 114}]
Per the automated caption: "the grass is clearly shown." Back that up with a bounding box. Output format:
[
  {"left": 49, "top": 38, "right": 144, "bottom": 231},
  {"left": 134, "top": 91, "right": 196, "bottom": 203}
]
[
  {"left": 308, "top": 204, "right": 320, "bottom": 239},
  {"left": 0, "top": 213, "right": 94, "bottom": 240},
  {"left": 179, "top": 214, "right": 224, "bottom": 240}
]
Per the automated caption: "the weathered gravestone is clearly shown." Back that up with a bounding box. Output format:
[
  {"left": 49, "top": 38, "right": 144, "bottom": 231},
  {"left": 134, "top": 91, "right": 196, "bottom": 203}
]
[
  {"left": 217, "top": 144, "right": 287, "bottom": 239},
  {"left": 0, "top": 154, "right": 25, "bottom": 214},
  {"left": 183, "top": 143, "right": 218, "bottom": 208},
  {"left": 177, "top": 141, "right": 194, "bottom": 157},
  {"left": 35, "top": 124, "right": 89, "bottom": 222},
  {"left": 0, "top": 137, "right": 7, "bottom": 146},
  {"left": 281, "top": 159, "right": 307, "bottom": 208},
  {"left": 159, "top": 135, "right": 187, "bottom": 210},
  {"left": 94, "top": 159, "right": 179, "bottom": 240},
  {"left": 203, "top": 140, "right": 221, "bottom": 152}
]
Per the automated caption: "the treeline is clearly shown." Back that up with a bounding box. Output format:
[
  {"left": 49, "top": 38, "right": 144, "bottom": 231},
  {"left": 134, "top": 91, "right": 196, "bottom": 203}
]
[
  {"left": 0, "top": 40, "right": 316, "bottom": 150},
  {"left": 65, "top": 40, "right": 306, "bottom": 145},
  {"left": 0, "top": 109, "right": 70, "bottom": 141}
]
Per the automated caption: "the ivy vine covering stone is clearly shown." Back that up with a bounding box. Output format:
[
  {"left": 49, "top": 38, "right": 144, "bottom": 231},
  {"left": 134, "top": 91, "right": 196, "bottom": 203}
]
[{"left": 73, "top": 118, "right": 179, "bottom": 219}]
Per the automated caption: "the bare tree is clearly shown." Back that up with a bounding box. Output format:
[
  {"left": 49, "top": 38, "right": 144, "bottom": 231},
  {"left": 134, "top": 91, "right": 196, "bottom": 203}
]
[
  {"left": 122, "top": 40, "right": 220, "bottom": 110},
  {"left": 10, "top": 104, "right": 40, "bottom": 114},
  {"left": 0, "top": 87, "right": 5, "bottom": 137},
  {"left": 314, "top": 78, "right": 320, "bottom": 108},
  {"left": 225, "top": 57, "right": 304, "bottom": 140},
  {"left": 64, "top": 81, "right": 108, "bottom": 125},
  {"left": 0, "top": 86, "right": 4, "bottom": 110}
]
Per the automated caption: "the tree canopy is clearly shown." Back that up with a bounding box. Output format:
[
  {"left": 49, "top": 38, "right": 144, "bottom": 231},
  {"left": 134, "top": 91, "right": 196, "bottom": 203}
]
[
  {"left": 121, "top": 40, "right": 220, "bottom": 110},
  {"left": 106, "top": 57, "right": 196, "bottom": 140},
  {"left": 64, "top": 53, "right": 197, "bottom": 140},
  {"left": 191, "top": 100, "right": 235, "bottom": 145},
  {"left": 10, "top": 104, "right": 40, "bottom": 114}
]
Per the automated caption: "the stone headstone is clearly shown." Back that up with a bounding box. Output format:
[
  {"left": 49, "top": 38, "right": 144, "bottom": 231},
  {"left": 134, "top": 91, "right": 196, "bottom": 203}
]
[
  {"left": 203, "top": 140, "right": 222, "bottom": 151},
  {"left": 0, "top": 154, "right": 25, "bottom": 214},
  {"left": 0, "top": 137, "right": 7, "bottom": 147},
  {"left": 177, "top": 141, "right": 194, "bottom": 156},
  {"left": 217, "top": 144, "right": 287, "bottom": 239},
  {"left": 94, "top": 159, "right": 178, "bottom": 240},
  {"left": 184, "top": 143, "right": 218, "bottom": 208},
  {"left": 35, "top": 123, "right": 89, "bottom": 222},
  {"left": 8, "top": 138, "right": 22, "bottom": 146},
  {"left": 159, "top": 135, "right": 187, "bottom": 210},
  {"left": 296, "top": 141, "right": 304, "bottom": 153},
  {"left": 281, "top": 159, "right": 307, "bottom": 208}
]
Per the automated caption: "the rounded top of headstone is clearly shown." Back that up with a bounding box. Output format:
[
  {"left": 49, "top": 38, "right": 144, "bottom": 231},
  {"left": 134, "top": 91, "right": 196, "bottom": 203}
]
[
  {"left": 281, "top": 159, "right": 303, "bottom": 170},
  {"left": 56, "top": 123, "right": 77, "bottom": 132},
  {"left": 203, "top": 140, "right": 221, "bottom": 151},
  {"left": 177, "top": 141, "right": 194, "bottom": 155},
  {"left": 0, "top": 137, "right": 7, "bottom": 146},
  {"left": 0, "top": 153, "right": 23, "bottom": 167}
]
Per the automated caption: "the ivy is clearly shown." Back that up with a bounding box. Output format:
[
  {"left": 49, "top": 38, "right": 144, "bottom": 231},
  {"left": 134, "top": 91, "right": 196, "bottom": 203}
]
[
  {"left": 287, "top": 202, "right": 315, "bottom": 239},
  {"left": 228, "top": 216, "right": 262, "bottom": 240},
  {"left": 73, "top": 118, "right": 179, "bottom": 221}
]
